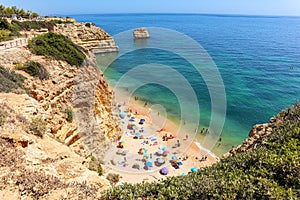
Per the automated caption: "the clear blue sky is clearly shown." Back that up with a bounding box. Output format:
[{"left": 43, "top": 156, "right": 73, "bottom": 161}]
[{"left": 0, "top": 0, "right": 299, "bottom": 16}]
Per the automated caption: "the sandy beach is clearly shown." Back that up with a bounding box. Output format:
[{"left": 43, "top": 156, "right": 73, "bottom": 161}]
[{"left": 103, "top": 89, "right": 219, "bottom": 184}]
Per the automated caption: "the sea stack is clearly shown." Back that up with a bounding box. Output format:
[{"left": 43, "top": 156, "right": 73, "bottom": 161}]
[{"left": 133, "top": 28, "right": 150, "bottom": 39}]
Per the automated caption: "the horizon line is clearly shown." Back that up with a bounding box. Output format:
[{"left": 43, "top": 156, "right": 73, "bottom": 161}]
[{"left": 53, "top": 12, "right": 300, "bottom": 18}]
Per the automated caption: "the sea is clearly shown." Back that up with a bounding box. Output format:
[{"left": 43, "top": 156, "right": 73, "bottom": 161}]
[{"left": 71, "top": 14, "right": 300, "bottom": 156}]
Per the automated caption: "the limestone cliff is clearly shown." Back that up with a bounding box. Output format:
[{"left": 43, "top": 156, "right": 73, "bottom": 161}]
[
  {"left": 0, "top": 47, "right": 121, "bottom": 158},
  {"left": 54, "top": 22, "right": 119, "bottom": 53},
  {"left": 0, "top": 45, "right": 121, "bottom": 198}
]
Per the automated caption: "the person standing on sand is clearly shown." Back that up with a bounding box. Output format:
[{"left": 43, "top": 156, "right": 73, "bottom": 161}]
[{"left": 185, "top": 134, "right": 188, "bottom": 140}]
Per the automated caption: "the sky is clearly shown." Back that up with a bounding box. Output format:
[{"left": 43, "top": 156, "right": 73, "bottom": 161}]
[{"left": 0, "top": 0, "right": 299, "bottom": 16}]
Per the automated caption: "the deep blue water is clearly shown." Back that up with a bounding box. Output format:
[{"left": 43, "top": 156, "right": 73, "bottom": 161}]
[{"left": 72, "top": 14, "right": 300, "bottom": 155}]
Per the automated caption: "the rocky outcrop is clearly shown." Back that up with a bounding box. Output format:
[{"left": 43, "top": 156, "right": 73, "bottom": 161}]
[
  {"left": 0, "top": 47, "right": 121, "bottom": 159},
  {"left": 54, "top": 22, "right": 119, "bottom": 53},
  {"left": 133, "top": 28, "right": 150, "bottom": 39},
  {"left": 222, "top": 107, "right": 296, "bottom": 158},
  {"left": 223, "top": 123, "right": 273, "bottom": 158}
]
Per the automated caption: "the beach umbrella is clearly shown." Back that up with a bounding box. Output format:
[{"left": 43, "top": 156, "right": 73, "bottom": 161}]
[
  {"left": 191, "top": 167, "right": 198, "bottom": 173},
  {"left": 117, "top": 141, "right": 125, "bottom": 148},
  {"left": 139, "top": 148, "right": 146, "bottom": 154},
  {"left": 146, "top": 159, "right": 153, "bottom": 167},
  {"left": 157, "top": 158, "right": 165, "bottom": 164},
  {"left": 139, "top": 148, "right": 147, "bottom": 154},
  {"left": 140, "top": 118, "right": 145, "bottom": 122},
  {"left": 163, "top": 150, "right": 170, "bottom": 156},
  {"left": 130, "top": 116, "right": 135, "bottom": 121},
  {"left": 119, "top": 112, "right": 126, "bottom": 119},
  {"left": 160, "top": 146, "right": 167, "bottom": 151},
  {"left": 135, "top": 132, "right": 141, "bottom": 137},
  {"left": 156, "top": 149, "right": 163, "bottom": 155},
  {"left": 180, "top": 173, "right": 185, "bottom": 177},
  {"left": 171, "top": 155, "right": 178, "bottom": 160},
  {"left": 160, "top": 167, "right": 169, "bottom": 175}
]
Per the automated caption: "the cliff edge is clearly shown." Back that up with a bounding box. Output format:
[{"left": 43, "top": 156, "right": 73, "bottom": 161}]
[{"left": 54, "top": 22, "right": 119, "bottom": 54}]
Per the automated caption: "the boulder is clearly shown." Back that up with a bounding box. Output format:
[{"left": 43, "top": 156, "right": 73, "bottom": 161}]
[{"left": 133, "top": 28, "right": 150, "bottom": 39}]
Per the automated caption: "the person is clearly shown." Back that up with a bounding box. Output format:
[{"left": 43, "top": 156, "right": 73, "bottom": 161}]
[{"left": 185, "top": 134, "right": 188, "bottom": 140}]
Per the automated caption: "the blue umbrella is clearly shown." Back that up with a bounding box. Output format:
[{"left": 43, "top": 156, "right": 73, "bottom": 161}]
[
  {"left": 157, "top": 149, "right": 163, "bottom": 155},
  {"left": 160, "top": 146, "right": 167, "bottom": 151},
  {"left": 191, "top": 167, "right": 198, "bottom": 173},
  {"left": 135, "top": 132, "right": 141, "bottom": 137},
  {"left": 157, "top": 158, "right": 165, "bottom": 164},
  {"left": 140, "top": 118, "right": 145, "bottom": 122},
  {"left": 171, "top": 155, "right": 178, "bottom": 160},
  {"left": 119, "top": 112, "right": 126, "bottom": 119},
  {"left": 146, "top": 160, "right": 153, "bottom": 167}
]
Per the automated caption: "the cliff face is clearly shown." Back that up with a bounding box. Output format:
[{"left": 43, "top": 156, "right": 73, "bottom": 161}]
[
  {"left": 0, "top": 47, "right": 121, "bottom": 158},
  {"left": 53, "top": 22, "right": 119, "bottom": 53},
  {"left": 0, "top": 45, "right": 121, "bottom": 198}
]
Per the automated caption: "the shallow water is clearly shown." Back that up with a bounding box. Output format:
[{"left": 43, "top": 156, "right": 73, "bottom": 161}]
[{"left": 73, "top": 14, "right": 300, "bottom": 155}]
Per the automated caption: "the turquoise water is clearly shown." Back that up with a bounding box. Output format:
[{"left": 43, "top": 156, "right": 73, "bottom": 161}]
[{"left": 72, "top": 14, "right": 300, "bottom": 155}]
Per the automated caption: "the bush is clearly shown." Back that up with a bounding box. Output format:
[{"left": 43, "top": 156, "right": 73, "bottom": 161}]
[
  {"left": 0, "top": 18, "right": 10, "bottom": 30},
  {"left": 28, "top": 32, "right": 86, "bottom": 66},
  {"left": 106, "top": 173, "right": 121, "bottom": 187},
  {"left": 65, "top": 109, "right": 73, "bottom": 122},
  {"left": 0, "top": 29, "right": 11, "bottom": 42},
  {"left": 29, "top": 116, "right": 47, "bottom": 138},
  {"left": 16, "top": 61, "right": 49, "bottom": 80},
  {"left": 88, "top": 156, "right": 104, "bottom": 176},
  {"left": 0, "top": 66, "right": 27, "bottom": 93}
]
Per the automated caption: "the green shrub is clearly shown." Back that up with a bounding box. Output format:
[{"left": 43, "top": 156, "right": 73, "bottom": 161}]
[
  {"left": 0, "top": 18, "right": 10, "bottom": 30},
  {"left": 29, "top": 116, "right": 47, "bottom": 138},
  {"left": 0, "top": 66, "right": 27, "bottom": 93},
  {"left": 65, "top": 109, "right": 73, "bottom": 122},
  {"left": 106, "top": 173, "right": 120, "bottom": 187},
  {"left": 16, "top": 61, "right": 49, "bottom": 80},
  {"left": 28, "top": 32, "right": 86, "bottom": 66},
  {"left": 89, "top": 156, "right": 104, "bottom": 176},
  {"left": 0, "top": 29, "right": 12, "bottom": 42}
]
